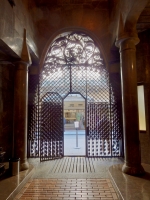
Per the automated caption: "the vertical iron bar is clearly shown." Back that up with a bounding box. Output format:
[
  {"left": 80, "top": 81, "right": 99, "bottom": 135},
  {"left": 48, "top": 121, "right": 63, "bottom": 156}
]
[
  {"left": 76, "top": 128, "right": 78, "bottom": 147},
  {"left": 62, "top": 98, "right": 64, "bottom": 157},
  {"left": 109, "top": 75, "right": 112, "bottom": 157},
  {"left": 27, "top": 75, "right": 29, "bottom": 158},
  {"left": 38, "top": 74, "right": 40, "bottom": 158},
  {"left": 85, "top": 67, "right": 88, "bottom": 157},
  {"left": 52, "top": 101, "right": 54, "bottom": 160},
  {"left": 39, "top": 74, "right": 42, "bottom": 160},
  {"left": 70, "top": 65, "right": 72, "bottom": 92},
  {"left": 85, "top": 99, "right": 88, "bottom": 157}
]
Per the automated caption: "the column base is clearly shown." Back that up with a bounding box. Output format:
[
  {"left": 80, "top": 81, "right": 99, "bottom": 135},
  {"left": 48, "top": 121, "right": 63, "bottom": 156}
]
[
  {"left": 122, "top": 163, "right": 145, "bottom": 176},
  {"left": 20, "top": 161, "right": 29, "bottom": 171}
]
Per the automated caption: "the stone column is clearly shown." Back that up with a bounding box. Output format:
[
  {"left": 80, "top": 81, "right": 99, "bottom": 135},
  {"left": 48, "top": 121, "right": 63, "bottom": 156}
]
[
  {"left": 13, "top": 29, "right": 31, "bottom": 171},
  {"left": 116, "top": 38, "right": 145, "bottom": 176},
  {"left": 13, "top": 61, "right": 29, "bottom": 170}
]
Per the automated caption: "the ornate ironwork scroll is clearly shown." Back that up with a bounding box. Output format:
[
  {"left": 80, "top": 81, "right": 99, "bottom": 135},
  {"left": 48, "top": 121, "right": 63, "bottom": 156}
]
[{"left": 28, "top": 31, "right": 123, "bottom": 160}]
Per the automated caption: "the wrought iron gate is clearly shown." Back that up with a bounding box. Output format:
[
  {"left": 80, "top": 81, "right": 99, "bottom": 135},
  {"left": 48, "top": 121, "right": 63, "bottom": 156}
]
[
  {"left": 28, "top": 32, "right": 123, "bottom": 160},
  {"left": 87, "top": 102, "right": 111, "bottom": 156},
  {"left": 40, "top": 92, "right": 63, "bottom": 161}
]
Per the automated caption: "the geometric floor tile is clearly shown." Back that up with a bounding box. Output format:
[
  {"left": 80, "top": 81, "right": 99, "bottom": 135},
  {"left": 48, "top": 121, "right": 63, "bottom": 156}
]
[
  {"left": 28, "top": 157, "right": 123, "bottom": 179},
  {"left": 15, "top": 178, "right": 118, "bottom": 200}
]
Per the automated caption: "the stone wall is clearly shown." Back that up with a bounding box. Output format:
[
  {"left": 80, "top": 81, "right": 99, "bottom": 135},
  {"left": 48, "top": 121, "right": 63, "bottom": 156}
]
[
  {"left": 0, "top": 0, "right": 38, "bottom": 59},
  {"left": 0, "top": 0, "right": 115, "bottom": 64},
  {"left": 0, "top": 64, "right": 15, "bottom": 160},
  {"left": 29, "top": 1, "right": 111, "bottom": 61},
  {"left": 0, "top": 0, "right": 38, "bottom": 160},
  {"left": 137, "top": 29, "right": 150, "bottom": 164}
]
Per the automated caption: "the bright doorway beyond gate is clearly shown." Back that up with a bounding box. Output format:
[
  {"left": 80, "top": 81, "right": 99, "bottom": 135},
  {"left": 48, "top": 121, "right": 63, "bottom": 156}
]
[{"left": 64, "top": 94, "right": 86, "bottom": 156}]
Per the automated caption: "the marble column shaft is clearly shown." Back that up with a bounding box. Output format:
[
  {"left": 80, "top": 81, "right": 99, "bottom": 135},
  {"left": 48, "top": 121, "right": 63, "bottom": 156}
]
[
  {"left": 118, "top": 38, "right": 145, "bottom": 175},
  {"left": 13, "top": 61, "right": 29, "bottom": 171}
]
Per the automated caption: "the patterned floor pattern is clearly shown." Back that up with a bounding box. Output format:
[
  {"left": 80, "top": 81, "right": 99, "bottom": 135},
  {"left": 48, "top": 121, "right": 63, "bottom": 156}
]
[
  {"left": 15, "top": 178, "right": 118, "bottom": 200},
  {"left": 28, "top": 157, "right": 123, "bottom": 179},
  {"left": 49, "top": 157, "right": 96, "bottom": 173}
]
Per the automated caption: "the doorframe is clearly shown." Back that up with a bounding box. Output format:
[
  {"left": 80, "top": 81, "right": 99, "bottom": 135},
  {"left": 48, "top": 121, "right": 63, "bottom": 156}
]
[{"left": 63, "top": 92, "right": 87, "bottom": 157}]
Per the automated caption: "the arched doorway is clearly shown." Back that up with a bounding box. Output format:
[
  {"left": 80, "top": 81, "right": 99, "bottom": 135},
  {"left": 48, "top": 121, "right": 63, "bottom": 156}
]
[{"left": 28, "top": 32, "right": 123, "bottom": 161}]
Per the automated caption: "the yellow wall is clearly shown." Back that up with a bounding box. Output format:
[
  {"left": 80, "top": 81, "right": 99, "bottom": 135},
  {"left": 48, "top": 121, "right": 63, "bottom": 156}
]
[{"left": 137, "top": 85, "right": 146, "bottom": 131}]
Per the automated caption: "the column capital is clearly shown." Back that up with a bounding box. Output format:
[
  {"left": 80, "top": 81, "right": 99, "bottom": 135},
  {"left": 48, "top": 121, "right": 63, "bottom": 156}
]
[
  {"left": 21, "top": 29, "right": 32, "bottom": 66},
  {"left": 115, "top": 37, "right": 140, "bottom": 51},
  {"left": 14, "top": 61, "right": 29, "bottom": 71}
]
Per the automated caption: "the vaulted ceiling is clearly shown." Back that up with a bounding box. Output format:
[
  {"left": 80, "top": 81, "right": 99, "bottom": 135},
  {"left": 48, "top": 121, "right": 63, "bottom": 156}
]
[
  {"left": 34, "top": 0, "right": 150, "bottom": 33},
  {"left": 137, "top": 0, "right": 150, "bottom": 32},
  {"left": 1, "top": 0, "right": 150, "bottom": 62}
]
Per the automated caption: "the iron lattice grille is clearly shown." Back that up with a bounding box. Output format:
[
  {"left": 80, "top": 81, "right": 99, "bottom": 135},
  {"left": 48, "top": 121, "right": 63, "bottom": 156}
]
[
  {"left": 28, "top": 75, "right": 39, "bottom": 157},
  {"left": 28, "top": 31, "right": 123, "bottom": 159},
  {"left": 86, "top": 64, "right": 111, "bottom": 157},
  {"left": 71, "top": 65, "right": 87, "bottom": 96},
  {"left": 40, "top": 66, "right": 70, "bottom": 98},
  {"left": 110, "top": 74, "right": 123, "bottom": 157},
  {"left": 40, "top": 92, "right": 63, "bottom": 161},
  {"left": 87, "top": 103, "right": 111, "bottom": 156},
  {"left": 86, "top": 66, "right": 109, "bottom": 103}
]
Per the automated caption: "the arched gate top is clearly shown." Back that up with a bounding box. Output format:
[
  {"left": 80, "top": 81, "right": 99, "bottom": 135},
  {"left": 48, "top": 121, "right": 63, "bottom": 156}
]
[{"left": 42, "top": 31, "right": 105, "bottom": 77}]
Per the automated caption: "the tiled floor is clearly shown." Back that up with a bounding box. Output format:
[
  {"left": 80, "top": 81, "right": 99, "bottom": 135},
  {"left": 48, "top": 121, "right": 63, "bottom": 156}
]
[
  {"left": 1, "top": 157, "right": 150, "bottom": 200},
  {"left": 28, "top": 157, "right": 123, "bottom": 179},
  {"left": 109, "top": 163, "right": 150, "bottom": 200},
  {"left": 15, "top": 178, "right": 118, "bottom": 200},
  {"left": 13, "top": 158, "right": 122, "bottom": 199},
  {"left": 0, "top": 164, "right": 34, "bottom": 200}
]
